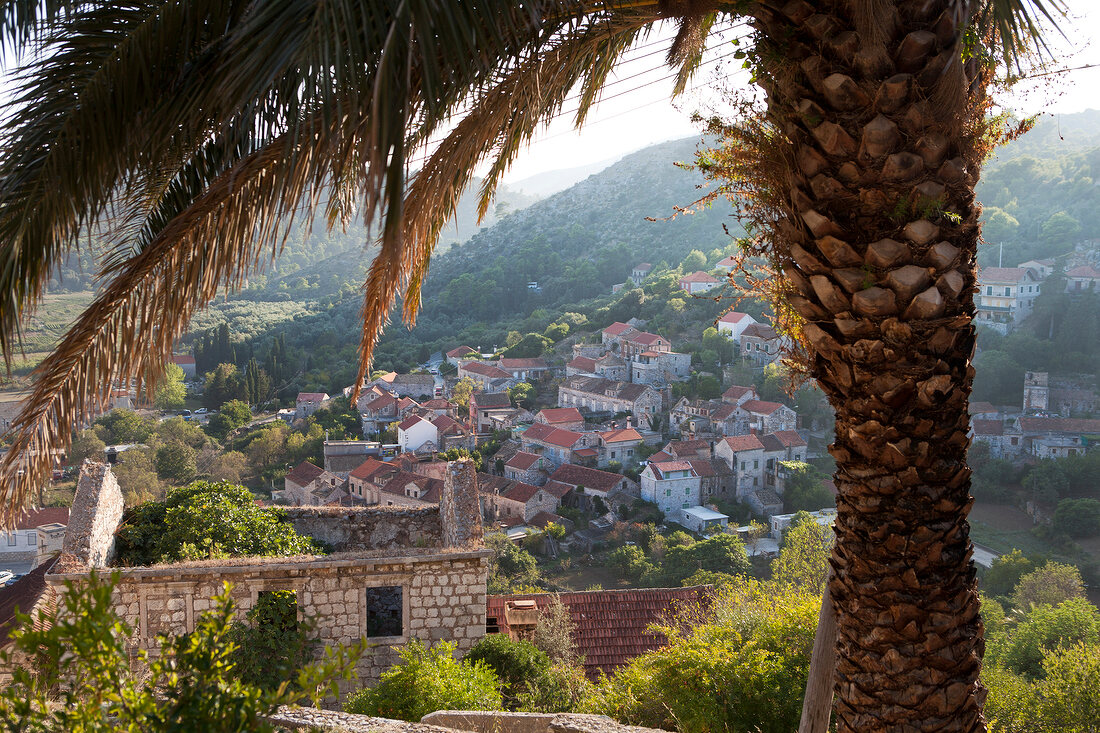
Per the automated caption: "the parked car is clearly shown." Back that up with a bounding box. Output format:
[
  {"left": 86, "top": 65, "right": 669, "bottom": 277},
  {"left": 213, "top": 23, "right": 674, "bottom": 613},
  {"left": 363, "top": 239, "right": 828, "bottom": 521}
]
[
  {"left": 0, "top": 571, "right": 13, "bottom": 585},
  {"left": 194, "top": 408, "right": 207, "bottom": 414}
]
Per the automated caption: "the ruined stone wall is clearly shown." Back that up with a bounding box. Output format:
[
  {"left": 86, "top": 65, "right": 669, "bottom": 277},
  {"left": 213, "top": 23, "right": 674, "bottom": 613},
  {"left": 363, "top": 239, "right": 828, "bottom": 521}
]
[
  {"left": 440, "top": 459, "right": 482, "bottom": 548},
  {"left": 48, "top": 550, "right": 490, "bottom": 692},
  {"left": 60, "top": 461, "right": 123, "bottom": 568},
  {"left": 285, "top": 506, "right": 442, "bottom": 551}
]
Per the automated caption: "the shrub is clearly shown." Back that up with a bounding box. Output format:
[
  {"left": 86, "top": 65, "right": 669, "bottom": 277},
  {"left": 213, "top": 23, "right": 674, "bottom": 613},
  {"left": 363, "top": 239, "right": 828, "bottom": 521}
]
[
  {"left": 344, "top": 640, "right": 501, "bottom": 721},
  {"left": 229, "top": 590, "right": 315, "bottom": 690},
  {"left": 465, "top": 634, "right": 551, "bottom": 708}
]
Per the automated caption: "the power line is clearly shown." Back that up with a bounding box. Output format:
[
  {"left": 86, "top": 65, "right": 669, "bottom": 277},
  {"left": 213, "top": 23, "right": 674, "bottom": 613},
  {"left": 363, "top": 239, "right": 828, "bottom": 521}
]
[{"left": 1015, "top": 61, "right": 1100, "bottom": 80}]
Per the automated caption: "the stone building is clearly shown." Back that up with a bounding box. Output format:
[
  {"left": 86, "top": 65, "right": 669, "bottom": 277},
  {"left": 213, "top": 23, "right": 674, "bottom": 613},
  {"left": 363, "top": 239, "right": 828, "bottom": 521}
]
[
  {"left": 11, "top": 460, "right": 490, "bottom": 694},
  {"left": 557, "top": 376, "right": 662, "bottom": 428}
]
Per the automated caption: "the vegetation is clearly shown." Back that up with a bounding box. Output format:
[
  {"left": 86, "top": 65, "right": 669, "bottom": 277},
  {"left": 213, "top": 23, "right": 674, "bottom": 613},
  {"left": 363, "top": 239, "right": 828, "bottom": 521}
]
[
  {"left": 115, "top": 480, "right": 323, "bottom": 566},
  {"left": 464, "top": 634, "right": 552, "bottom": 709},
  {"left": 229, "top": 590, "right": 316, "bottom": 691}
]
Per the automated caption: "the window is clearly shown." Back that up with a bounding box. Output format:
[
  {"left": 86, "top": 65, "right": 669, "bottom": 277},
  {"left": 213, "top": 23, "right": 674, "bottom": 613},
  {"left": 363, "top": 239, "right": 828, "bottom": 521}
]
[
  {"left": 682, "top": 502, "right": 690, "bottom": 509},
  {"left": 627, "top": 449, "right": 633, "bottom": 457},
  {"left": 740, "top": 461, "right": 746, "bottom": 471},
  {"left": 666, "top": 488, "right": 672, "bottom": 496},
  {"left": 366, "top": 586, "right": 404, "bottom": 637},
  {"left": 1004, "top": 287, "right": 1011, "bottom": 296},
  {"left": 6, "top": 533, "right": 14, "bottom": 546},
  {"left": 685, "top": 487, "right": 690, "bottom": 494},
  {"left": 28, "top": 531, "right": 36, "bottom": 546},
  {"left": 753, "top": 460, "right": 759, "bottom": 469},
  {"left": 986, "top": 286, "right": 993, "bottom": 295}
]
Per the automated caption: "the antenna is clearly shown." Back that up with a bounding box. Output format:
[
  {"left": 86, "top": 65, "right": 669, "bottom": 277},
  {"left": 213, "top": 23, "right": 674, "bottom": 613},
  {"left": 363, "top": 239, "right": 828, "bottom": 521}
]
[{"left": 999, "top": 242, "right": 1003, "bottom": 268}]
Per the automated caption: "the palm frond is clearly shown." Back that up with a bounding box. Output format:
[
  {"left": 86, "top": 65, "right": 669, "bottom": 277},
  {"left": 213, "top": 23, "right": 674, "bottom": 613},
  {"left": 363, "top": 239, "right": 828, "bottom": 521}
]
[{"left": 972, "top": 0, "right": 1067, "bottom": 70}]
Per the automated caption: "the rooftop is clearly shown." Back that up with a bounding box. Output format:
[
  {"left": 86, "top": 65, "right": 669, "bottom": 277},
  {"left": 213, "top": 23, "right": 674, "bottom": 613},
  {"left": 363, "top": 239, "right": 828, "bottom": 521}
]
[
  {"left": 505, "top": 451, "right": 543, "bottom": 471},
  {"left": 286, "top": 461, "right": 326, "bottom": 486},
  {"left": 721, "top": 434, "right": 766, "bottom": 453},
  {"left": 536, "top": 407, "right": 584, "bottom": 425},
  {"left": 547, "top": 464, "right": 625, "bottom": 493}
]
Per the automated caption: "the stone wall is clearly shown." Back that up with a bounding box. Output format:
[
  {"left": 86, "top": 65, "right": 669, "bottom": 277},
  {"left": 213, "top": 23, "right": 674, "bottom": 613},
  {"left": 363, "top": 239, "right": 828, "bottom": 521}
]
[
  {"left": 49, "top": 549, "right": 491, "bottom": 691},
  {"left": 440, "top": 459, "right": 482, "bottom": 548},
  {"left": 285, "top": 506, "right": 442, "bottom": 551},
  {"left": 60, "top": 461, "right": 123, "bottom": 568}
]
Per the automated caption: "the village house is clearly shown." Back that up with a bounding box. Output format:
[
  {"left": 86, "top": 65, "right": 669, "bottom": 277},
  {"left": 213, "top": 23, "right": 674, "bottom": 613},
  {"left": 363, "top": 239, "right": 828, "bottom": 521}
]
[
  {"left": 169, "top": 354, "right": 197, "bottom": 379},
  {"left": 430, "top": 414, "right": 470, "bottom": 450},
  {"left": 663, "top": 439, "right": 713, "bottom": 461},
  {"left": 567, "top": 352, "right": 630, "bottom": 381},
  {"left": 295, "top": 392, "right": 331, "bottom": 420},
  {"left": 601, "top": 322, "right": 637, "bottom": 349},
  {"left": 485, "top": 407, "right": 536, "bottom": 432},
  {"left": 747, "top": 487, "right": 784, "bottom": 518},
  {"left": 739, "top": 323, "right": 785, "bottom": 366},
  {"left": 970, "top": 401, "right": 999, "bottom": 420},
  {"left": 715, "top": 311, "right": 758, "bottom": 344},
  {"left": 1017, "top": 258, "right": 1055, "bottom": 278},
  {"left": 715, "top": 254, "right": 738, "bottom": 273},
  {"left": 630, "top": 263, "right": 652, "bottom": 286},
  {"left": 0, "top": 508, "right": 69, "bottom": 569},
  {"left": 742, "top": 399, "right": 798, "bottom": 434},
  {"left": 519, "top": 422, "right": 597, "bottom": 469},
  {"left": 722, "top": 384, "right": 759, "bottom": 406},
  {"left": 458, "top": 361, "right": 515, "bottom": 391},
  {"left": 469, "top": 391, "right": 514, "bottom": 433},
  {"left": 445, "top": 345, "right": 479, "bottom": 366},
  {"left": 630, "top": 349, "right": 691, "bottom": 386},
  {"left": 499, "top": 358, "right": 552, "bottom": 381},
  {"left": 503, "top": 451, "right": 549, "bottom": 485},
  {"left": 534, "top": 407, "right": 585, "bottom": 432},
  {"left": 544, "top": 463, "right": 639, "bottom": 504},
  {"left": 975, "top": 266, "right": 1043, "bottom": 334},
  {"left": 619, "top": 330, "right": 671, "bottom": 360},
  {"left": 557, "top": 376, "right": 663, "bottom": 428},
  {"left": 418, "top": 398, "right": 456, "bottom": 418},
  {"left": 640, "top": 461, "right": 701, "bottom": 521},
  {"left": 1016, "top": 416, "right": 1100, "bottom": 458},
  {"left": 760, "top": 431, "right": 809, "bottom": 494},
  {"left": 274, "top": 461, "right": 345, "bottom": 506},
  {"left": 971, "top": 420, "right": 1019, "bottom": 460},
  {"left": 351, "top": 384, "right": 388, "bottom": 411},
  {"left": 379, "top": 470, "right": 444, "bottom": 507},
  {"left": 1064, "top": 264, "right": 1100, "bottom": 293},
  {"left": 323, "top": 440, "right": 384, "bottom": 477},
  {"left": 359, "top": 392, "right": 420, "bottom": 436},
  {"left": 714, "top": 434, "right": 766, "bottom": 500},
  {"left": 397, "top": 415, "right": 438, "bottom": 453},
  {"left": 347, "top": 458, "right": 400, "bottom": 504},
  {"left": 597, "top": 427, "right": 644, "bottom": 467},
  {"left": 1024, "top": 371, "right": 1099, "bottom": 416},
  {"left": 688, "top": 458, "right": 735, "bottom": 502},
  {"left": 769, "top": 508, "right": 837, "bottom": 540},
  {"left": 477, "top": 474, "right": 560, "bottom": 524},
  {"left": 371, "top": 372, "right": 436, "bottom": 400},
  {"left": 679, "top": 271, "right": 721, "bottom": 294}
]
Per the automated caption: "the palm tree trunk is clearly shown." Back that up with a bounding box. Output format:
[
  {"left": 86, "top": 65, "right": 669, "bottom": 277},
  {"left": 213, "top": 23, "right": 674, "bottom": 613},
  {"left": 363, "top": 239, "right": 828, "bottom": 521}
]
[{"left": 750, "top": 1, "right": 988, "bottom": 729}]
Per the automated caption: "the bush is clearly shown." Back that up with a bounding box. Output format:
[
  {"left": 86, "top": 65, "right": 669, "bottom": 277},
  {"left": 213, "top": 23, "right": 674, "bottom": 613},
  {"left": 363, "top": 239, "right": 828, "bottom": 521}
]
[
  {"left": 992, "top": 598, "right": 1100, "bottom": 679},
  {"left": 662, "top": 534, "right": 750, "bottom": 585},
  {"left": 229, "top": 589, "right": 315, "bottom": 690},
  {"left": 344, "top": 640, "right": 501, "bottom": 721},
  {"left": 1053, "top": 498, "right": 1100, "bottom": 538},
  {"left": 1012, "top": 561, "right": 1086, "bottom": 611},
  {"left": 465, "top": 634, "right": 551, "bottom": 708}
]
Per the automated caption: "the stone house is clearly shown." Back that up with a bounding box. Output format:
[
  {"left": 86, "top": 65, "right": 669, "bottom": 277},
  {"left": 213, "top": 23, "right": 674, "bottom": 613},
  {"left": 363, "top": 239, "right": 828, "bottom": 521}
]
[
  {"left": 275, "top": 461, "right": 345, "bottom": 506},
  {"left": 419, "top": 398, "right": 456, "bottom": 417},
  {"left": 1015, "top": 417, "right": 1100, "bottom": 457},
  {"left": 499, "top": 358, "right": 551, "bottom": 381},
  {"left": 688, "top": 459, "right": 735, "bottom": 502},
  {"left": 747, "top": 487, "right": 784, "bottom": 518},
  {"left": 477, "top": 474, "right": 560, "bottom": 523},
  {"left": 663, "top": 439, "right": 712, "bottom": 461},
  {"left": 971, "top": 420, "right": 1013, "bottom": 459},
  {"left": 640, "top": 461, "right": 701, "bottom": 520},
  {"left": 468, "top": 391, "right": 513, "bottom": 432},
  {"left": 324, "top": 440, "right": 384, "bottom": 477},
  {"left": 630, "top": 350, "right": 691, "bottom": 386},
  {"left": 1065, "top": 264, "right": 1100, "bottom": 293},
  {"left": 170, "top": 354, "right": 197, "bottom": 379},
  {"left": 398, "top": 415, "right": 438, "bottom": 453},
  {"left": 557, "top": 377, "right": 662, "bottom": 428},
  {"left": 534, "top": 407, "right": 585, "bottom": 432},
  {"left": 742, "top": 400, "right": 798, "bottom": 434},
  {"left": 759, "top": 432, "right": 808, "bottom": 495},
  {"left": 974, "top": 266, "right": 1042, "bottom": 334},
  {"left": 714, "top": 434, "right": 766, "bottom": 500},
  {"left": 295, "top": 392, "right": 330, "bottom": 419},
  {"left": 721, "top": 384, "right": 759, "bottom": 406},
  {"left": 380, "top": 471, "right": 444, "bottom": 507},
  {"left": 601, "top": 322, "right": 638, "bottom": 349},
  {"left": 597, "top": 428, "right": 644, "bottom": 467},
  {"left": 458, "top": 361, "right": 515, "bottom": 391},
  {"left": 739, "top": 324, "right": 785, "bottom": 366},
  {"left": 347, "top": 458, "right": 401, "bottom": 504},
  {"left": 544, "top": 464, "right": 639, "bottom": 505},
  {"left": 630, "top": 263, "right": 652, "bottom": 286},
  {"left": 25, "top": 460, "right": 490, "bottom": 694},
  {"left": 503, "top": 451, "right": 549, "bottom": 485},
  {"left": 445, "top": 345, "right": 478, "bottom": 366},
  {"left": 619, "top": 330, "right": 671, "bottom": 360},
  {"left": 519, "top": 423, "right": 596, "bottom": 469},
  {"left": 430, "top": 414, "right": 471, "bottom": 451},
  {"left": 678, "top": 271, "right": 720, "bottom": 294},
  {"left": 372, "top": 372, "right": 437, "bottom": 400}
]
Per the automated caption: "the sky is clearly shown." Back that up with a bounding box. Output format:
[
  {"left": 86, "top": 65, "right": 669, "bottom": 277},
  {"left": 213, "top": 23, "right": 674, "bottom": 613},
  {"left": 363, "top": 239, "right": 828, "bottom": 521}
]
[{"left": 498, "top": 2, "right": 1100, "bottom": 185}]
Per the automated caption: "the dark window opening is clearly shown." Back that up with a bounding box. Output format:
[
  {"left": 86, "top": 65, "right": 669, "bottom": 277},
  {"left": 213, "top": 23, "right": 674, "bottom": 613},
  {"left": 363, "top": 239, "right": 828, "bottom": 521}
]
[
  {"left": 255, "top": 589, "right": 298, "bottom": 632},
  {"left": 366, "top": 586, "right": 403, "bottom": 637}
]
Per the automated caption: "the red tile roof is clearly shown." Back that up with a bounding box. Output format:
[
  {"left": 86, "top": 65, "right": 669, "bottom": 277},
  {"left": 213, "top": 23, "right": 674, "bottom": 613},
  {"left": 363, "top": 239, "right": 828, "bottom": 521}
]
[
  {"left": 461, "top": 361, "right": 513, "bottom": 379},
  {"left": 602, "top": 322, "right": 635, "bottom": 337},
  {"left": 398, "top": 414, "right": 431, "bottom": 432},
  {"left": 972, "top": 419, "right": 1003, "bottom": 436},
  {"left": 978, "top": 267, "right": 1035, "bottom": 283},
  {"left": 421, "top": 399, "right": 453, "bottom": 410},
  {"left": 716, "top": 255, "right": 738, "bottom": 267},
  {"left": 1066, "top": 265, "right": 1100, "bottom": 278},
  {"left": 537, "top": 407, "right": 584, "bottom": 425},
  {"left": 0, "top": 557, "right": 58, "bottom": 644},
  {"left": 472, "top": 392, "right": 513, "bottom": 409},
  {"left": 721, "top": 434, "right": 765, "bottom": 452},
  {"left": 680, "top": 271, "right": 720, "bottom": 284},
  {"left": 296, "top": 392, "right": 329, "bottom": 403},
  {"left": 380, "top": 471, "right": 442, "bottom": 502},
  {"left": 500, "top": 358, "right": 548, "bottom": 370},
  {"left": 13, "top": 508, "right": 69, "bottom": 529},
  {"left": 600, "top": 428, "right": 642, "bottom": 444},
  {"left": 170, "top": 354, "right": 196, "bottom": 365},
  {"left": 742, "top": 399, "right": 785, "bottom": 415},
  {"left": 970, "top": 401, "right": 997, "bottom": 416},
  {"left": 523, "top": 422, "right": 585, "bottom": 449},
  {"left": 741, "top": 323, "right": 779, "bottom": 340},
  {"left": 486, "top": 586, "right": 713, "bottom": 677},
  {"left": 722, "top": 385, "right": 755, "bottom": 401},
  {"left": 364, "top": 393, "right": 397, "bottom": 412},
  {"left": 768, "top": 430, "right": 807, "bottom": 448},
  {"left": 547, "top": 464, "right": 625, "bottom": 493},
  {"left": 286, "top": 461, "right": 325, "bottom": 487},
  {"left": 528, "top": 511, "right": 567, "bottom": 529},
  {"left": 573, "top": 448, "right": 598, "bottom": 458},
  {"left": 506, "top": 452, "right": 542, "bottom": 471},
  {"left": 502, "top": 481, "right": 544, "bottom": 504},
  {"left": 542, "top": 480, "right": 574, "bottom": 499},
  {"left": 567, "top": 356, "right": 598, "bottom": 372},
  {"left": 629, "top": 332, "right": 666, "bottom": 346},
  {"left": 1018, "top": 417, "right": 1100, "bottom": 434},
  {"left": 648, "top": 450, "right": 673, "bottom": 462},
  {"left": 349, "top": 458, "right": 395, "bottom": 481},
  {"left": 633, "top": 263, "right": 652, "bottom": 271},
  {"left": 650, "top": 460, "right": 695, "bottom": 477},
  {"left": 665, "top": 439, "right": 710, "bottom": 458},
  {"left": 431, "top": 415, "right": 464, "bottom": 434},
  {"left": 447, "top": 345, "right": 478, "bottom": 358}
]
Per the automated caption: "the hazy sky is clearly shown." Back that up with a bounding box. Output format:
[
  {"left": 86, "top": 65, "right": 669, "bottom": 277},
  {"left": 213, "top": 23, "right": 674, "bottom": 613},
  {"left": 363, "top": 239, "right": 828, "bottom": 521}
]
[{"left": 499, "top": 2, "right": 1100, "bottom": 184}]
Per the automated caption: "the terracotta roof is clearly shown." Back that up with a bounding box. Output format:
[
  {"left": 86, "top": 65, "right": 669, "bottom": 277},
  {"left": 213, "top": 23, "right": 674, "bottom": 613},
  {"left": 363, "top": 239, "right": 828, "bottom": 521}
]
[
  {"left": 602, "top": 322, "right": 635, "bottom": 336},
  {"left": 537, "top": 408, "right": 584, "bottom": 425},
  {"left": 687, "top": 459, "right": 718, "bottom": 477},
  {"left": 447, "top": 345, "right": 478, "bottom": 358},
  {"left": 421, "top": 398, "right": 452, "bottom": 410},
  {"left": 528, "top": 511, "right": 567, "bottom": 529},
  {"left": 0, "top": 557, "right": 58, "bottom": 645},
  {"left": 710, "top": 404, "right": 738, "bottom": 420},
  {"left": 500, "top": 358, "right": 548, "bottom": 370},
  {"left": 286, "top": 461, "right": 325, "bottom": 487},
  {"left": 970, "top": 401, "right": 997, "bottom": 415},
  {"left": 567, "top": 356, "right": 598, "bottom": 372},
  {"left": 1018, "top": 417, "right": 1100, "bottom": 434},
  {"left": 542, "top": 480, "right": 574, "bottom": 499},
  {"left": 600, "top": 428, "right": 642, "bottom": 444},
  {"left": 574, "top": 448, "right": 598, "bottom": 458},
  {"left": 478, "top": 473, "right": 512, "bottom": 495},
  {"left": 978, "top": 267, "right": 1035, "bottom": 283},
  {"left": 364, "top": 393, "right": 397, "bottom": 412},
  {"left": 741, "top": 323, "right": 779, "bottom": 340},
  {"left": 461, "top": 361, "right": 513, "bottom": 379},
  {"left": 716, "top": 255, "right": 738, "bottom": 267},
  {"left": 502, "top": 481, "right": 544, "bottom": 504},
  {"left": 523, "top": 423, "right": 585, "bottom": 449},
  {"left": 296, "top": 392, "right": 329, "bottom": 403},
  {"left": 349, "top": 458, "right": 395, "bottom": 481},
  {"left": 472, "top": 392, "right": 513, "bottom": 409},
  {"left": 12, "top": 507, "right": 69, "bottom": 529},
  {"left": 374, "top": 371, "right": 398, "bottom": 383},
  {"left": 722, "top": 434, "right": 765, "bottom": 452},
  {"left": 397, "top": 397, "right": 419, "bottom": 409},
  {"left": 665, "top": 439, "right": 710, "bottom": 458},
  {"left": 972, "top": 419, "right": 1004, "bottom": 436},
  {"left": 398, "top": 414, "right": 431, "bottom": 432},
  {"left": 506, "top": 452, "right": 542, "bottom": 470},
  {"left": 380, "top": 471, "right": 442, "bottom": 502},
  {"left": 742, "top": 399, "right": 785, "bottom": 415},
  {"left": 768, "top": 430, "right": 807, "bottom": 448},
  {"left": 486, "top": 586, "right": 713, "bottom": 677},
  {"left": 650, "top": 461, "right": 696, "bottom": 478},
  {"left": 1066, "top": 265, "right": 1100, "bottom": 278},
  {"left": 629, "top": 331, "right": 666, "bottom": 346},
  {"left": 722, "top": 385, "right": 755, "bottom": 401},
  {"left": 633, "top": 263, "right": 652, "bottom": 271},
  {"left": 680, "top": 271, "right": 720, "bottom": 284},
  {"left": 648, "top": 450, "right": 673, "bottom": 462},
  {"left": 390, "top": 374, "right": 436, "bottom": 386},
  {"left": 170, "top": 354, "right": 196, "bottom": 365},
  {"left": 548, "top": 464, "right": 624, "bottom": 493},
  {"left": 431, "top": 415, "right": 464, "bottom": 434},
  {"left": 595, "top": 353, "right": 627, "bottom": 366}
]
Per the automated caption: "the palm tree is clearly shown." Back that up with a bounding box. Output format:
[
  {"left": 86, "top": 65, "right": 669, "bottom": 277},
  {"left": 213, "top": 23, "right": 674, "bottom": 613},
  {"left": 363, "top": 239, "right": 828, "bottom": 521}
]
[{"left": 0, "top": 1, "right": 1063, "bottom": 729}]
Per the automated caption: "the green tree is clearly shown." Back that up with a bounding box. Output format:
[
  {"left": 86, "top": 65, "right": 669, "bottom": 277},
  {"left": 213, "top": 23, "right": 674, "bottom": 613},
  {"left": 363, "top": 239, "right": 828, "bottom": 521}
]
[
  {"left": 206, "top": 399, "right": 254, "bottom": 440},
  {"left": 1013, "top": 562, "right": 1087, "bottom": 611},
  {"left": 344, "top": 640, "right": 501, "bottom": 721},
  {"left": 608, "top": 545, "right": 656, "bottom": 583},
  {"left": 983, "top": 549, "right": 1035, "bottom": 599},
  {"left": 464, "top": 634, "right": 552, "bottom": 709},
  {"left": 544, "top": 322, "right": 569, "bottom": 342},
  {"left": 95, "top": 409, "right": 154, "bottom": 444},
  {"left": 155, "top": 362, "right": 188, "bottom": 411},
  {"left": 981, "top": 207, "right": 1020, "bottom": 243},
  {"left": 992, "top": 599, "right": 1100, "bottom": 679},
  {"left": 509, "top": 382, "right": 536, "bottom": 410},
  {"left": 484, "top": 532, "right": 541, "bottom": 594},
  {"left": 203, "top": 363, "right": 245, "bottom": 409},
  {"left": 771, "top": 518, "right": 833, "bottom": 593},
  {"left": 780, "top": 461, "right": 835, "bottom": 513},
  {"left": 0, "top": 574, "right": 362, "bottom": 730},
  {"left": 501, "top": 332, "right": 551, "bottom": 359},
  {"left": 155, "top": 441, "right": 197, "bottom": 484},
  {"left": 209, "top": 450, "right": 250, "bottom": 484},
  {"left": 680, "top": 249, "right": 707, "bottom": 272},
  {"left": 229, "top": 589, "right": 315, "bottom": 691},
  {"left": 1041, "top": 211, "right": 1082, "bottom": 249},
  {"left": 1053, "top": 498, "right": 1100, "bottom": 538},
  {"left": 1023, "top": 461, "right": 1069, "bottom": 507},
  {"left": 68, "top": 429, "right": 106, "bottom": 465},
  {"left": 533, "top": 595, "right": 577, "bottom": 666},
  {"left": 451, "top": 376, "right": 479, "bottom": 412},
  {"left": 115, "top": 480, "right": 323, "bottom": 566},
  {"left": 663, "top": 534, "right": 750, "bottom": 585}
]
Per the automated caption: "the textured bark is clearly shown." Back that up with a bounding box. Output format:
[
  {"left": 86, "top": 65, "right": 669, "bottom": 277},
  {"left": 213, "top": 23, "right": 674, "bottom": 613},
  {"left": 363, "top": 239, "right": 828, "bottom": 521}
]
[{"left": 751, "top": 1, "right": 987, "bottom": 730}]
